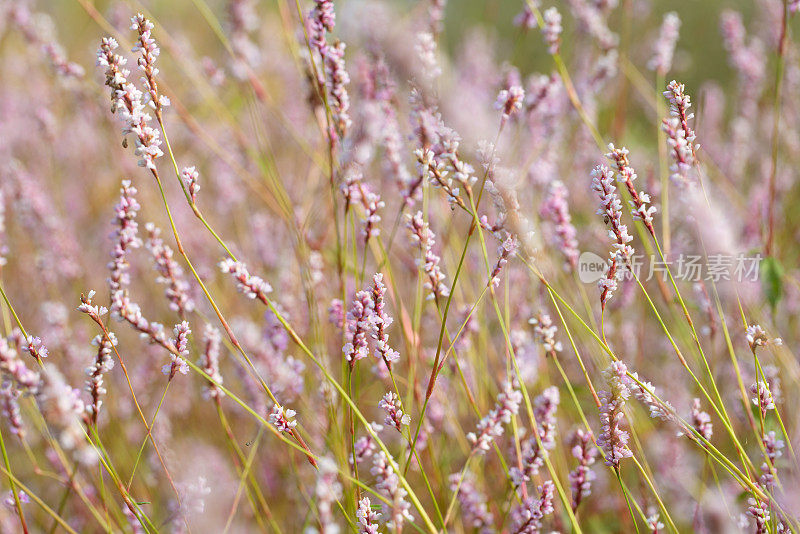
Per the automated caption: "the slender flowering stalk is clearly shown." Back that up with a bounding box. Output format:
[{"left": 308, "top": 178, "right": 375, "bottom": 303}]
[
  {"left": 369, "top": 60, "right": 411, "bottom": 196},
  {"left": 542, "top": 8, "right": 563, "bottom": 55},
  {"left": 406, "top": 211, "right": 449, "bottom": 300},
  {"left": 759, "top": 431, "right": 784, "bottom": 491},
  {"left": 626, "top": 371, "right": 676, "bottom": 422},
  {"left": 370, "top": 273, "right": 399, "bottom": 367},
  {"left": 352, "top": 422, "right": 383, "bottom": 466},
  {"left": 181, "top": 167, "right": 200, "bottom": 204},
  {"left": 329, "top": 299, "right": 345, "bottom": 329},
  {"left": 379, "top": 392, "right": 411, "bottom": 431},
  {"left": 591, "top": 165, "right": 633, "bottom": 310},
  {"left": 351, "top": 496, "right": 381, "bottom": 533},
  {"left": 123, "top": 506, "right": 145, "bottom": 534},
  {"left": 342, "top": 172, "right": 384, "bottom": 243},
  {"left": 42, "top": 43, "right": 85, "bottom": 78},
  {"left": 449, "top": 473, "right": 493, "bottom": 533},
  {"left": 106, "top": 183, "right": 178, "bottom": 354},
  {"left": 646, "top": 513, "right": 665, "bottom": 533},
  {"left": 198, "top": 325, "right": 224, "bottom": 400},
  {"left": 0, "top": 338, "right": 40, "bottom": 393},
  {"left": 510, "top": 387, "right": 559, "bottom": 490},
  {"left": 415, "top": 149, "right": 464, "bottom": 208},
  {"left": 467, "top": 380, "right": 522, "bottom": 454},
  {"left": 340, "top": 169, "right": 360, "bottom": 212},
  {"left": 370, "top": 451, "right": 413, "bottom": 530},
  {"left": 352, "top": 436, "right": 374, "bottom": 465},
  {"left": 85, "top": 332, "right": 117, "bottom": 425},
  {"left": 410, "top": 88, "right": 443, "bottom": 152},
  {"left": 592, "top": 165, "right": 634, "bottom": 261},
  {"left": 525, "top": 72, "right": 561, "bottom": 118},
  {"left": 145, "top": 223, "right": 195, "bottom": 316},
  {"left": 661, "top": 118, "right": 693, "bottom": 186},
  {"left": 37, "top": 365, "right": 97, "bottom": 466},
  {"left": 227, "top": 0, "right": 259, "bottom": 77},
  {"left": 539, "top": 181, "right": 579, "bottom": 271},
  {"left": 750, "top": 381, "right": 775, "bottom": 419},
  {"left": 108, "top": 180, "right": 142, "bottom": 312},
  {"left": 131, "top": 14, "right": 170, "bottom": 113},
  {"left": 528, "top": 313, "right": 563, "bottom": 355},
  {"left": 308, "top": 0, "right": 351, "bottom": 137},
  {"left": 747, "top": 325, "right": 768, "bottom": 351},
  {"left": 440, "top": 132, "right": 477, "bottom": 193},
  {"left": 356, "top": 497, "right": 381, "bottom": 534},
  {"left": 117, "top": 304, "right": 175, "bottom": 354},
  {"left": 489, "top": 235, "right": 517, "bottom": 288},
  {"left": 0, "top": 383, "right": 24, "bottom": 438},
  {"left": 693, "top": 282, "right": 717, "bottom": 337},
  {"left": 324, "top": 42, "right": 351, "bottom": 136},
  {"left": 509, "top": 480, "right": 555, "bottom": 533},
  {"left": 514, "top": 1, "right": 539, "bottom": 30},
  {"left": 428, "top": 0, "right": 447, "bottom": 34},
  {"left": 343, "top": 290, "right": 372, "bottom": 366},
  {"left": 308, "top": 0, "right": 335, "bottom": 44},
  {"left": 96, "top": 37, "right": 129, "bottom": 113},
  {"left": 77, "top": 290, "right": 108, "bottom": 322},
  {"left": 3, "top": 489, "right": 29, "bottom": 507},
  {"left": 719, "top": 10, "right": 765, "bottom": 97},
  {"left": 661, "top": 80, "right": 697, "bottom": 185},
  {"left": 648, "top": 13, "right": 681, "bottom": 75},
  {"left": 596, "top": 362, "right": 633, "bottom": 467},
  {"left": 0, "top": 340, "right": 27, "bottom": 435},
  {"left": 314, "top": 457, "right": 342, "bottom": 534},
  {"left": 269, "top": 404, "right": 297, "bottom": 433},
  {"left": 96, "top": 37, "right": 164, "bottom": 170},
  {"left": 360, "top": 186, "right": 384, "bottom": 243},
  {"left": 746, "top": 324, "right": 774, "bottom": 353},
  {"left": 568, "top": 429, "right": 597, "bottom": 511},
  {"left": 568, "top": 1, "right": 618, "bottom": 51},
  {"left": 605, "top": 144, "right": 656, "bottom": 236},
  {"left": 534, "top": 387, "right": 560, "bottom": 451},
  {"left": 219, "top": 258, "right": 273, "bottom": 300},
  {"left": 689, "top": 398, "right": 712, "bottom": 440},
  {"left": 7, "top": 3, "right": 80, "bottom": 77},
  {"left": 163, "top": 321, "right": 191, "bottom": 379},
  {"left": 23, "top": 336, "right": 49, "bottom": 362},
  {"left": 495, "top": 86, "right": 525, "bottom": 124},
  {"left": 415, "top": 32, "right": 441, "bottom": 80},
  {"left": 747, "top": 498, "right": 770, "bottom": 534},
  {"left": 664, "top": 80, "right": 697, "bottom": 151},
  {"left": 589, "top": 49, "right": 619, "bottom": 91}
]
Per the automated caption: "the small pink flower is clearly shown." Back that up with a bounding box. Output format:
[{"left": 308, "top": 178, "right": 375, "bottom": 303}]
[
  {"left": 495, "top": 85, "right": 525, "bottom": 120},
  {"left": 219, "top": 258, "right": 272, "bottom": 300},
  {"left": 542, "top": 8, "right": 563, "bottom": 55},
  {"left": 181, "top": 167, "right": 200, "bottom": 203},
  {"left": 379, "top": 392, "right": 410, "bottom": 431},
  {"left": 269, "top": 404, "right": 297, "bottom": 433}
]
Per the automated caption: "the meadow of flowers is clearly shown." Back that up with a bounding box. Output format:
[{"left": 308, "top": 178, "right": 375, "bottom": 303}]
[{"left": 1, "top": 0, "right": 799, "bottom": 532}]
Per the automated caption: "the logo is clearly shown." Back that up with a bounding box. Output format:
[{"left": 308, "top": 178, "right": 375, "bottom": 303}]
[{"left": 578, "top": 251, "right": 607, "bottom": 284}]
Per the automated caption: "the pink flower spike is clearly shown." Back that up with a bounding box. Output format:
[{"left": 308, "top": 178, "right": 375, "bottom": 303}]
[
  {"left": 219, "top": 258, "right": 272, "bottom": 301},
  {"left": 542, "top": 8, "right": 563, "bottom": 55},
  {"left": 269, "top": 404, "right": 297, "bottom": 433},
  {"left": 379, "top": 392, "right": 411, "bottom": 431},
  {"left": 181, "top": 167, "right": 200, "bottom": 203}
]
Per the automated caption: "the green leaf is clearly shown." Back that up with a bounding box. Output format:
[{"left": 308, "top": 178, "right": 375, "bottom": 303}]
[{"left": 761, "top": 256, "right": 783, "bottom": 310}]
